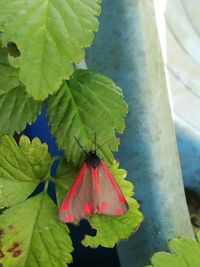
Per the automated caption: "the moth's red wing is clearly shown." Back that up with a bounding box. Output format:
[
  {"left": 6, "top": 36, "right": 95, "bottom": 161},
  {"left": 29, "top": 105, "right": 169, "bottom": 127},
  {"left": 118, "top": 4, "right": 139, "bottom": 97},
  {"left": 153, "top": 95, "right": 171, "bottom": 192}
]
[
  {"left": 96, "top": 160, "right": 128, "bottom": 216},
  {"left": 59, "top": 163, "right": 97, "bottom": 223}
]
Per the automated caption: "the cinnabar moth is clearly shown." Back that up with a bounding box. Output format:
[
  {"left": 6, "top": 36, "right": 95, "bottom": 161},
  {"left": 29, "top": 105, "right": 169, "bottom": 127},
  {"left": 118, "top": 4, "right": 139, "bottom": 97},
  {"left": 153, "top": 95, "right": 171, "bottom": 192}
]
[{"left": 59, "top": 148, "right": 128, "bottom": 223}]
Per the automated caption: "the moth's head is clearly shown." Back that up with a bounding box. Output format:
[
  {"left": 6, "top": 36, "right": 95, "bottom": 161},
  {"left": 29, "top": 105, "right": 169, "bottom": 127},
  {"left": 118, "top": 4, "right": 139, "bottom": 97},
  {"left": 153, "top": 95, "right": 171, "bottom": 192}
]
[{"left": 86, "top": 150, "right": 101, "bottom": 168}]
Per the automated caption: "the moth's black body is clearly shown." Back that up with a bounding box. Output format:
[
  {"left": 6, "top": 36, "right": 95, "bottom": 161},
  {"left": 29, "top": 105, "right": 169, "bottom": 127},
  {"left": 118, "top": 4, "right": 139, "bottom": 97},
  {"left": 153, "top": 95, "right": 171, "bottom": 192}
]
[
  {"left": 86, "top": 151, "right": 101, "bottom": 168},
  {"left": 74, "top": 136, "right": 101, "bottom": 168}
]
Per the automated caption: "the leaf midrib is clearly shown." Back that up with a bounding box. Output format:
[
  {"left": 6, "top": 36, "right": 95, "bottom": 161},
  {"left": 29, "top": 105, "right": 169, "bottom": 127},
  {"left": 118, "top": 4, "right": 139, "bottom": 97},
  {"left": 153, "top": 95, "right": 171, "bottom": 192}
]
[
  {"left": 23, "top": 192, "right": 47, "bottom": 267},
  {"left": 65, "top": 81, "right": 90, "bottom": 156}
]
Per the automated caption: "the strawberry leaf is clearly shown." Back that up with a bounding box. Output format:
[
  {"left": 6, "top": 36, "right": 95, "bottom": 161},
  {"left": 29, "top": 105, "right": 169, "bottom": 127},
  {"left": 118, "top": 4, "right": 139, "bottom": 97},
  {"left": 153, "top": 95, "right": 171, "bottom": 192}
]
[
  {"left": 46, "top": 69, "right": 128, "bottom": 166},
  {"left": 19, "top": 136, "right": 51, "bottom": 180},
  {"left": 0, "top": 0, "right": 101, "bottom": 100},
  {"left": 0, "top": 135, "right": 51, "bottom": 208},
  {"left": 0, "top": 86, "right": 41, "bottom": 136},
  {"left": 0, "top": 192, "right": 73, "bottom": 267},
  {"left": 146, "top": 234, "right": 200, "bottom": 267},
  {"left": 0, "top": 47, "right": 41, "bottom": 136}
]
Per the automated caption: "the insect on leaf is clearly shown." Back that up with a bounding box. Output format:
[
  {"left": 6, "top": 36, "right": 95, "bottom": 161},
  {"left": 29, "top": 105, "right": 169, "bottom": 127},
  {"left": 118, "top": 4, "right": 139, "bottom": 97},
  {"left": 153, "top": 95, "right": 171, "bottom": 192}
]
[
  {"left": 59, "top": 153, "right": 128, "bottom": 223},
  {"left": 80, "top": 161, "right": 143, "bottom": 248}
]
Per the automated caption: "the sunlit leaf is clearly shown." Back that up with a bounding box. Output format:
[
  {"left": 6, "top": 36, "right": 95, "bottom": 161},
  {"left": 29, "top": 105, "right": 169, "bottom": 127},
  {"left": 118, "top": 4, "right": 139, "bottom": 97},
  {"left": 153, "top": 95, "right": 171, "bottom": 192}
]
[
  {"left": 0, "top": 136, "right": 51, "bottom": 208},
  {"left": 0, "top": 0, "right": 101, "bottom": 100},
  {"left": 146, "top": 234, "right": 200, "bottom": 267},
  {"left": 47, "top": 69, "right": 128, "bottom": 166},
  {"left": 0, "top": 192, "right": 73, "bottom": 267}
]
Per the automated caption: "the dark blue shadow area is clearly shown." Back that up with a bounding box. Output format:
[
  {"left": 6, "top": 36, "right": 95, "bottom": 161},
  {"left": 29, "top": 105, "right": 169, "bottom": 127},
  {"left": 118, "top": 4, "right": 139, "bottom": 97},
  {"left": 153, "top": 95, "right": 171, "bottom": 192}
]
[
  {"left": 23, "top": 104, "right": 120, "bottom": 267},
  {"left": 23, "top": 104, "right": 62, "bottom": 158},
  {"left": 69, "top": 220, "right": 120, "bottom": 267}
]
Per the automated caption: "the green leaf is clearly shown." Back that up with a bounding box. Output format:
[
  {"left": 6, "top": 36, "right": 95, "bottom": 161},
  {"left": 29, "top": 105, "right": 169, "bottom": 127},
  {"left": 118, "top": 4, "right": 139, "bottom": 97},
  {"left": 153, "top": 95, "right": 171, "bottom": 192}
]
[
  {"left": 19, "top": 136, "right": 51, "bottom": 180},
  {"left": 0, "top": 47, "right": 41, "bottom": 135},
  {"left": 147, "top": 235, "right": 200, "bottom": 267},
  {"left": 0, "top": 47, "right": 19, "bottom": 94},
  {"left": 0, "top": 0, "right": 101, "bottom": 100},
  {"left": 54, "top": 158, "right": 77, "bottom": 205},
  {"left": 0, "top": 86, "right": 41, "bottom": 136},
  {"left": 0, "top": 192, "right": 73, "bottom": 267},
  {"left": 81, "top": 161, "right": 143, "bottom": 248},
  {"left": 0, "top": 135, "right": 51, "bottom": 208},
  {"left": 46, "top": 69, "right": 128, "bottom": 166}
]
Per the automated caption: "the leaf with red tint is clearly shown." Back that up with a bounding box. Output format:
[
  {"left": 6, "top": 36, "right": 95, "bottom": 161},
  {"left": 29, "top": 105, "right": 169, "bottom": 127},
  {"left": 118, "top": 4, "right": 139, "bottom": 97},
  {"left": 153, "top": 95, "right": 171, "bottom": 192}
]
[
  {"left": 8, "top": 225, "right": 14, "bottom": 231},
  {"left": 12, "top": 250, "right": 21, "bottom": 257},
  {"left": 0, "top": 229, "right": 3, "bottom": 248},
  {"left": 0, "top": 136, "right": 44, "bottom": 209},
  {"left": 13, "top": 242, "right": 20, "bottom": 249},
  {"left": 0, "top": 250, "right": 4, "bottom": 258},
  {"left": 0, "top": 192, "right": 73, "bottom": 266},
  {"left": 0, "top": 229, "right": 3, "bottom": 237},
  {"left": 7, "top": 242, "right": 20, "bottom": 253},
  {"left": 7, "top": 247, "right": 13, "bottom": 253}
]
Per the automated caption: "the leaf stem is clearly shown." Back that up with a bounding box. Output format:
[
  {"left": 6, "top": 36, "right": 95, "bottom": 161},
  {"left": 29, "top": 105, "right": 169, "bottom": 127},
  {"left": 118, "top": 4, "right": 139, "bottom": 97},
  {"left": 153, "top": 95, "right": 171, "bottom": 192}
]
[{"left": 44, "top": 180, "right": 49, "bottom": 192}]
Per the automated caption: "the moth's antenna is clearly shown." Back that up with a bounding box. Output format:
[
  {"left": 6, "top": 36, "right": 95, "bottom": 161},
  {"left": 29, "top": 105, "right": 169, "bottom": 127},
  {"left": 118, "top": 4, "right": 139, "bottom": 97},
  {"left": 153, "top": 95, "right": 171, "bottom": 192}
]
[
  {"left": 96, "top": 138, "right": 112, "bottom": 151},
  {"left": 74, "top": 136, "right": 88, "bottom": 155},
  {"left": 94, "top": 132, "right": 97, "bottom": 151}
]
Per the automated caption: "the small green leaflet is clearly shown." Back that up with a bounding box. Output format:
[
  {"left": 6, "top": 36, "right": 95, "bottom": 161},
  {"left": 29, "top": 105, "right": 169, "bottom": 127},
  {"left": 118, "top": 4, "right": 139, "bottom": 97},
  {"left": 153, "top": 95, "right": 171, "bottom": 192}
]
[
  {"left": 0, "top": 47, "right": 41, "bottom": 136},
  {"left": 0, "top": 0, "right": 101, "bottom": 100},
  {"left": 46, "top": 69, "right": 128, "bottom": 166},
  {"left": 146, "top": 235, "right": 200, "bottom": 267},
  {"left": 0, "top": 192, "right": 73, "bottom": 267},
  {"left": 0, "top": 135, "right": 50, "bottom": 208},
  {"left": 19, "top": 136, "right": 51, "bottom": 180}
]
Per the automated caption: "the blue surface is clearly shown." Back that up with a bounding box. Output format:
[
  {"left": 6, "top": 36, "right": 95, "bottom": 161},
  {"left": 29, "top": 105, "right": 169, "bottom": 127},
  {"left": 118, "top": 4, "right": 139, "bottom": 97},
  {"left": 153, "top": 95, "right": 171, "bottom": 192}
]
[
  {"left": 23, "top": 104, "right": 62, "bottom": 158},
  {"left": 86, "top": 1, "right": 194, "bottom": 266}
]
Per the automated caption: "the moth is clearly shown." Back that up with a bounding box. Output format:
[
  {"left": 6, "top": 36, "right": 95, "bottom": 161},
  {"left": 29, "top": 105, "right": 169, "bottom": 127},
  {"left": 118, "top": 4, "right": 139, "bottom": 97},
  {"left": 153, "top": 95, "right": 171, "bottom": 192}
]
[{"left": 59, "top": 139, "right": 128, "bottom": 223}]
